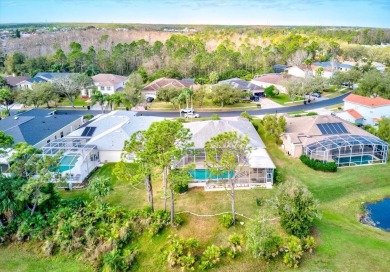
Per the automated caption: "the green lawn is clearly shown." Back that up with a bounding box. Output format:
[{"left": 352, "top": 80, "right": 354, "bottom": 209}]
[
  {"left": 2, "top": 126, "right": 390, "bottom": 271},
  {"left": 270, "top": 94, "right": 304, "bottom": 105},
  {"left": 56, "top": 98, "right": 88, "bottom": 107},
  {"left": 0, "top": 245, "right": 92, "bottom": 272},
  {"left": 148, "top": 100, "right": 258, "bottom": 112}
]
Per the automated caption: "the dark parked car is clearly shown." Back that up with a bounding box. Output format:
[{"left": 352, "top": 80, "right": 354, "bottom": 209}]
[{"left": 146, "top": 97, "right": 154, "bottom": 103}]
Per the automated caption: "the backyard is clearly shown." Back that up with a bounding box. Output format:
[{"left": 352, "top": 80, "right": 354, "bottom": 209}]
[{"left": 1, "top": 125, "right": 389, "bottom": 271}]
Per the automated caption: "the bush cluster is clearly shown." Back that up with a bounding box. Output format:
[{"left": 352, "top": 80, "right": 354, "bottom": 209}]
[{"left": 300, "top": 154, "right": 337, "bottom": 172}]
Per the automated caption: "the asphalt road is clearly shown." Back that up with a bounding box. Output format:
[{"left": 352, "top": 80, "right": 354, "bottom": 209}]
[
  {"left": 140, "top": 92, "right": 351, "bottom": 118},
  {"left": 8, "top": 92, "right": 349, "bottom": 118}
]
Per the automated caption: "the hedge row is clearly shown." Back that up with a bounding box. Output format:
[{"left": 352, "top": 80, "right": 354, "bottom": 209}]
[{"left": 299, "top": 155, "right": 337, "bottom": 172}]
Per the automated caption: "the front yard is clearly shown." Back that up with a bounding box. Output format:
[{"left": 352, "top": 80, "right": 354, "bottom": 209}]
[{"left": 269, "top": 93, "right": 305, "bottom": 105}]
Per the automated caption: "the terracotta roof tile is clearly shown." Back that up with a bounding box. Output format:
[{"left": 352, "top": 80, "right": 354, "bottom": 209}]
[
  {"left": 92, "top": 74, "right": 128, "bottom": 86},
  {"left": 253, "top": 74, "right": 294, "bottom": 85},
  {"left": 344, "top": 94, "right": 390, "bottom": 107},
  {"left": 346, "top": 109, "right": 363, "bottom": 119}
]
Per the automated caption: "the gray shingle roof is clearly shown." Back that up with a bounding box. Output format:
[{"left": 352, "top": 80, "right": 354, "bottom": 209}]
[
  {"left": 0, "top": 109, "right": 82, "bottom": 146},
  {"left": 217, "top": 78, "right": 263, "bottom": 91}
]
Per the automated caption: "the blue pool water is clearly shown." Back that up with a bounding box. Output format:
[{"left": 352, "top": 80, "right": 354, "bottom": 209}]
[
  {"left": 336, "top": 155, "right": 376, "bottom": 166},
  {"left": 364, "top": 198, "right": 390, "bottom": 232},
  {"left": 188, "top": 169, "right": 234, "bottom": 180},
  {"left": 58, "top": 155, "right": 79, "bottom": 172}
]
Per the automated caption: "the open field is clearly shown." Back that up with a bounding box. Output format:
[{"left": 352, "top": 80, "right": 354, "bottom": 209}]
[{"left": 1, "top": 124, "right": 389, "bottom": 271}]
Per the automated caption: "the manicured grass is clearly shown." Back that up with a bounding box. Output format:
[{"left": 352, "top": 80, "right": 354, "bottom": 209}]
[
  {"left": 269, "top": 94, "right": 304, "bottom": 105},
  {"left": 0, "top": 245, "right": 92, "bottom": 272},
  {"left": 56, "top": 98, "right": 88, "bottom": 107},
  {"left": 148, "top": 100, "right": 258, "bottom": 112}
]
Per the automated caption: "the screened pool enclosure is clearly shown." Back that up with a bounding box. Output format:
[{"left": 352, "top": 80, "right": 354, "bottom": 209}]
[{"left": 304, "top": 135, "right": 389, "bottom": 167}]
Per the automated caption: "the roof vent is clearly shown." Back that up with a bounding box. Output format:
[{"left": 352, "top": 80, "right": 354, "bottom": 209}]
[{"left": 14, "top": 116, "right": 19, "bottom": 120}]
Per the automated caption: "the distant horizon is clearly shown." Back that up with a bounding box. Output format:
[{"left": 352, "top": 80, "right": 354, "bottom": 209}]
[
  {"left": 0, "top": 22, "right": 388, "bottom": 30},
  {"left": 1, "top": 0, "right": 389, "bottom": 28}
]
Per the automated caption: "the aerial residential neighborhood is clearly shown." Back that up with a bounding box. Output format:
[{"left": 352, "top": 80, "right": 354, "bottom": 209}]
[{"left": 0, "top": 1, "right": 389, "bottom": 272}]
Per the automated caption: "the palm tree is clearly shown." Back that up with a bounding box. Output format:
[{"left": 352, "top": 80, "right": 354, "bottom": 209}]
[
  {"left": 104, "top": 94, "right": 114, "bottom": 111},
  {"left": 90, "top": 89, "right": 105, "bottom": 113}
]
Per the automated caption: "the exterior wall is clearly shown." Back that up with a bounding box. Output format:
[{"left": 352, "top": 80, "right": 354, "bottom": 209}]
[
  {"left": 335, "top": 111, "right": 364, "bottom": 125},
  {"left": 344, "top": 101, "right": 390, "bottom": 126},
  {"left": 93, "top": 80, "right": 127, "bottom": 96},
  {"left": 250, "top": 80, "right": 287, "bottom": 94},
  {"left": 17, "top": 82, "right": 33, "bottom": 89},
  {"left": 142, "top": 90, "right": 157, "bottom": 98},
  {"left": 34, "top": 117, "right": 84, "bottom": 148},
  {"left": 287, "top": 67, "right": 311, "bottom": 78},
  {"left": 281, "top": 135, "right": 303, "bottom": 157},
  {"left": 99, "top": 150, "right": 122, "bottom": 163}
]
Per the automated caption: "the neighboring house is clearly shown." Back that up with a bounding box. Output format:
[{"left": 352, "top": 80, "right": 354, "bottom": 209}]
[
  {"left": 176, "top": 119, "right": 275, "bottom": 191},
  {"left": 281, "top": 114, "right": 388, "bottom": 167},
  {"left": 4, "top": 76, "right": 29, "bottom": 89},
  {"left": 0, "top": 109, "right": 84, "bottom": 148},
  {"left": 16, "top": 72, "right": 78, "bottom": 90},
  {"left": 217, "top": 78, "right": 265, "bottom": 96},
  {"left": 273, "top": 64, "right": 289, "bottom": 74},
  {"left": 342, "top": 61, "right": 386, "bottom": 73},
  {"left": 336, "top": 94, "right": 390, "bottom": 126},
  {"left": 86, "top": 73, "right": 128, "bottom": 96},
  {"left": 312, "top": 62, "right": 353, "bottom": 78},
  {"left": 42, "top": 111, "right": 163, "bottom": 183},
  {"left": 251, "top": 73, "right": 294, "bottom": 94},
  {"left": 285, "top": 66, "right": 314, "bottom": 78},
  {"left": 142, "top": 77, "right": 197, "bottom": 98}
]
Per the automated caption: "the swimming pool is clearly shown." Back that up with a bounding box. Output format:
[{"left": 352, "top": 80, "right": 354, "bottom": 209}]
[
  {"left": 58, "top": 155, "right": 79, "bottom": 172},
  {"left": 188, "top": 169, "right": 234, "bottom": 180},
  {"left": 336, "top": 155, "right": 377, "bottom": 166}
]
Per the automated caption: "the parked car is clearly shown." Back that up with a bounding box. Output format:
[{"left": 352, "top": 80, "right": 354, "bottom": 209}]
[
  {"left": 184, "top": 112, "right": 199, "bottom": 118},
  {"left": 180, "top": 107, "right": 194, "bottom": 113},
  {"left": 146, "top": 97, "right": 154, "bottom": 103},
  {"left": 311, "top": 92, "right": 321, "bottom": 98}
]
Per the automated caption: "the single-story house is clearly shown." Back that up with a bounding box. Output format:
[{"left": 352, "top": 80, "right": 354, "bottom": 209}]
[
  {"left": 312, "top": 62, "right": 353, "bottom": 78},
  {"left": 217, "top": 78, "right": 265, "bottom": 97},
  {"left": 250, "top": 73, "right": 295, "bottom": 94},
  {"left": 16, "top": 72, "right": 78, "bottom": 90},
  {"left": 0, "top": 109, "right": 84, "bottom": 148},
  {"left": 142, "top": 77, "right": 197, "bottom": 98},
  {"left": 84, "top": 73, "right": 128, "bottom": 97},
  {"left": 285, "top": 65, "right": 314, "bottom": 78},
  {"left": 336, "top": 94, "right": 390, "bottom": 126},
  {"left": 342, "top": 61, "right": 386, "bottom": 73},
  {"left": 281, "top": 114, "right": 388, "bottom": 167},
  {"left": 4, "top": 76, "right": 29, "bottom": 89},
  {"left": 41, "top": 111, "right": 163, "bottom": 183},
  {"left": 176, "top": 119, "right": 275, "bottom": 191}
]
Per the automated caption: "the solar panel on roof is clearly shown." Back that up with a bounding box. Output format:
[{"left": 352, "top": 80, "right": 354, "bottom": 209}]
[
  {"left": 81, "top": 127, "right": 96, "bottom": 137},
  {"left": 317, "top": 123, "right": 348, "bottom": 135}
]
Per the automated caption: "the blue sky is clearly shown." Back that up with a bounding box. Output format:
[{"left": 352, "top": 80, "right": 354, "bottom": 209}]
[{"left": 1, "top": 0, "right": 389, "bottom": 28}]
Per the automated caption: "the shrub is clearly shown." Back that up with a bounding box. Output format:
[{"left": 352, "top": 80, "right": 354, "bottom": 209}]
[
  {"left": 220, "top": 214, "right": 233, "bottom": 228},
  {"left": 302, "top": 236, "right": 315, "bottom": 253},
  {"left": 240, "top": 111, "right": 253, "bottom": 121},
  {"left": 172, "top": 180, "right": 189, "bottom": 194},
  {"left": 273, "top": 167, "right": 285, "bottom": 184},
  {"left": 83, "top": 114, "right": 94, "bottom": 120},
  {"left": 166, "top": 237, "right": 200, "bottom": 270},
  {"left": 228, "top": 234, "right": 244, "bottom": 258},
  {"left": 210, "top": 113, "right": 220, "bottom": 120},
  {"left": 300, "top": 155, "right": 337, "bottom": 172},
  {"left": 200, "top": 245, "right": 222, "bottom": 270},
  {"left": 306, "top": 112, "right": 318, "bottom": 116},
  {"left": 276, "top": 181, "right": 320, "bottom": 238},
  {"left": 246, "top": 219, "right": 283, "bottom": 259},
  {"left": 283, "top": 236, "right": 303, "bottom": 268},
  {"left": 174, "top": 215, "right": 184, "bottom": 226}
]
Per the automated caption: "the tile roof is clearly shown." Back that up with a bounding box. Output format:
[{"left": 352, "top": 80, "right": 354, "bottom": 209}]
[
  {"left": 344, "top": 94, "right": 390, "bottom": 107},
  {"left": 252, "top": 73, "right": 293, "bottom": 85},
  {"left": 4, "top": 76, "right": 29, "bottom": 87},
  {"left": 346, "top": 109, "right": 363, "bottom": 119},
  {"left": 283, "top": 114, "right": 375, "bottom": 147},
  {"left": 0, "top": 109, "right": 82, "bottom": 146},
  {"left": 92, "top": 74, "right": 128, "bottom": 87},
  {"left": 142, "top": 77, "right": 195, "bottom": 91}
]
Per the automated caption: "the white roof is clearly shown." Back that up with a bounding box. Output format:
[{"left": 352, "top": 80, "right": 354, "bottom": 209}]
[
  {"left": 248, "top": 148, "right": 275, "bottom": 169},
  {"left": 183, "top": 119, "right": 265, "bottom": 149},
  {"left": 67, "top": 111, "right": 164, "bottom": 151}
]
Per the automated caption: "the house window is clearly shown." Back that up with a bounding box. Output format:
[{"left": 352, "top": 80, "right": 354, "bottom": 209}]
[
  {"left": 100, "top": 86, "right": 104, "bottom": 91},
  {"left": 55, "top": 136, "right": 57, "bottom": 139},
  {"left": 47, "top": 139, "right": 50, "bottom": 143},
  {"left": 107, "top": 87, "right": 111, "bottom": 91},
  {"left": 60, "top": 131, "right": 64, "bottom": 138}
]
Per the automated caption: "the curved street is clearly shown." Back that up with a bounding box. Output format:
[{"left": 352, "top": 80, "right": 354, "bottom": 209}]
[{"left": 140, "top": 92, "right": 350, "bottom": 118}]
